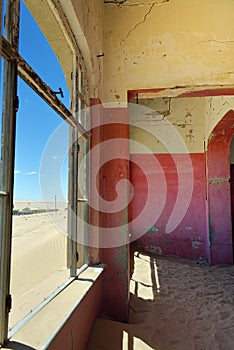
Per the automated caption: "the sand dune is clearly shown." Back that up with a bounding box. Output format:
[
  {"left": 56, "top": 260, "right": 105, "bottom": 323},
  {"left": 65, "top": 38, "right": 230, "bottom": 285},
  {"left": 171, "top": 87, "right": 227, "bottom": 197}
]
[
  {"left": 9, "top": 206, "right": 68, "bottom": 330},
  {"left": 88, "top": 251, "right": 234, "bottom": 350}
]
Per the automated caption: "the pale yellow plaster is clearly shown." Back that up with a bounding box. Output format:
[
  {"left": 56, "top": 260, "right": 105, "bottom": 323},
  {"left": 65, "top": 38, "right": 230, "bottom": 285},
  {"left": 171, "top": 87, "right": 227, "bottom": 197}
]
[
  {"left": 103, "top": 0, "right": 234, "bottom": 103},
  {"left": 130, "top": 97, "right": 205, "bottom": 153},
  {"left": 70, "top": 0, "right": 104, "bottom": 97}
]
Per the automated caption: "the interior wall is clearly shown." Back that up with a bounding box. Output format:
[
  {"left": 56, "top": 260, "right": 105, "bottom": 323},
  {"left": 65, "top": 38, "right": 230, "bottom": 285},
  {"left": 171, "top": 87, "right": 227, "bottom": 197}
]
[
  {"left": 205, "top": 96, "right": 234, "bottom": 146},
  {"left": 129, "top": 95, "right": 234, "bottom": 262},
  {"left": 207, "top": 110, "right": 234, "bottom": 264},
  {"left": 47, "top": 274, "right": 103, "bottom": 350},
  {"left": 70, "top": 0, "right": 104, "bottom": 97},
  {"left": 103, "top": 0, "right": 234, "bottom": 103},
  {"left": 129, "top": 97, "right": 209, "bottom": 260}
]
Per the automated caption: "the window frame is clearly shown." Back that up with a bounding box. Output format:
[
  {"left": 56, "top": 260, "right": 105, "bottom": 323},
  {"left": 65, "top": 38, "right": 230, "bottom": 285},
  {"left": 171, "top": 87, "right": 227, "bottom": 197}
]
[{"left": 0, "top": 0, "right": 89, "bottom": 344}]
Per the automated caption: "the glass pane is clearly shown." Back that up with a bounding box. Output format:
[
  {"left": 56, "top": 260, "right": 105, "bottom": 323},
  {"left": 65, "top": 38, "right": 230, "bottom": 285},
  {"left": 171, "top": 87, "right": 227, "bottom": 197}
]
[
  {"left": 19, "top": 0, "right": 70, "bottom": 108},
  {"left": 77, "top": 99, "right": 89, "bottom": 131},
  {"left": 77, "top": 136, "right": 89, "bottom": 266},
  {"left": 1, "top": 0, "right": 6, "bottom": 37},
  {"left": 9, "top": 78, "right": 69, "bottom": 331}
]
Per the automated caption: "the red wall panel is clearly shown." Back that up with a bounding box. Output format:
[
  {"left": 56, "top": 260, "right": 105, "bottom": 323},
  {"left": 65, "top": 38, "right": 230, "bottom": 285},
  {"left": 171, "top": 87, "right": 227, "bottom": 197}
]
[{"left": 130, "top": 153, "right": 209, "bottom": 261}]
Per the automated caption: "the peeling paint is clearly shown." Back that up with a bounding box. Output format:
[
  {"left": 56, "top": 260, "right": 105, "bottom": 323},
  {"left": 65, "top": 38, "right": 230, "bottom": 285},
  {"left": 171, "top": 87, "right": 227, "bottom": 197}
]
[
  {"left": 208, "top": 177, "right": 230, "bottom": 187},
  {"left": 192, "top": 241, "right": 202, "bottom": 249},
  {"left": 146, "top": 225, "right": 158, "bottom": 234}
]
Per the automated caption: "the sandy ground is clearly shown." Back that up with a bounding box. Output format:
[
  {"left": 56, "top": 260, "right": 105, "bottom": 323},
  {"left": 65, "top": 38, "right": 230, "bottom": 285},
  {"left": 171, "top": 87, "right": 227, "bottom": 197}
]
[
  {"left": 9, "top": 201, "right": 68, "bottom": 330},
  {"left": 87, "top": 250, "right": 234, "bottom": 350}
]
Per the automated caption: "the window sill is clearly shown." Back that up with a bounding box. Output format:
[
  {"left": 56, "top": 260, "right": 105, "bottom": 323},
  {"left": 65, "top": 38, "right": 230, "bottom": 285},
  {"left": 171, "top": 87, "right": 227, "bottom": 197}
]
[{"left": 3, "top": 265, "right": 105, "bottom": 350}]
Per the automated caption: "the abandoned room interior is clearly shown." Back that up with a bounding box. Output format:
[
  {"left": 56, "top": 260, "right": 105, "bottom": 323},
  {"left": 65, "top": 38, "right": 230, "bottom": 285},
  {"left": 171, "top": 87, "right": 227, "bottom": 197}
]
[{"left": 0, "top": 0, "right": 234, "bottom": 349}]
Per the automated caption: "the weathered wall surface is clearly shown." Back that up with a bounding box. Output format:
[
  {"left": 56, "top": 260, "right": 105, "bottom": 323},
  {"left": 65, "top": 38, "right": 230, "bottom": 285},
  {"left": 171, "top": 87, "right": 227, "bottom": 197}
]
[
  {"left": 130, "top": 97, "right": 205, "bottom": 154},
  {"left": 70, "top": 0, "right": 104, "bottom": 97},
  {"left": 205, "top": 96, "right": 234, "bottom": 145},
  {"left": 207, "top": 110, "right": 234, "bottom": 264},
  {"left": 129, "top": 96, "right": 234, "bottom": 262},
  {"left": 129, "top": 97, "right": 209, "bottom": 260},
  {"left": 103, "top": 0, "right": 234, "bottom": 102}
]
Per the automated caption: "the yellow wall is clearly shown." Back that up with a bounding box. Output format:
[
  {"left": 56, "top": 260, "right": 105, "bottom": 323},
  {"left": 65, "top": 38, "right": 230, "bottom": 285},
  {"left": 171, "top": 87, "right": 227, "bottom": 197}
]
[
  {"left": 130, "top": 95, "right": 234, "bottom": 154},
  {"left": 71, "top": 0, "right": 104, "bottom": 97},
  {"left": 103, "top": 0, "right": 234, "bottom": 103},
  {"left": 130, "top": 97, "right": 205, "bottom": 153}
]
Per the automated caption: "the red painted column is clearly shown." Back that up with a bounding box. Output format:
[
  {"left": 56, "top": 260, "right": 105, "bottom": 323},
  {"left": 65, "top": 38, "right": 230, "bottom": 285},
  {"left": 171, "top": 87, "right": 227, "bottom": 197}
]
[
  {"left": 99, "top": 107, "right": 129, "bottom": 322},
  {"left": 208, "top": 110, "right": 234, "bottom": 265},
  {"left": 89, "top": 99, "right": 102, "bottom": 264},
  {"left": 89, "top": 103, "right": 130, "bottom": 322}
]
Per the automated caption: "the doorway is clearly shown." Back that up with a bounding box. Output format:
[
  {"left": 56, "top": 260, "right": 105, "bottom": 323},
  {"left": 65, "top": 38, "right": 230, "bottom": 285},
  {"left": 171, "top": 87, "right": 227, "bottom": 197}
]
[{"left": 230, "top": 137, "right": 234, "bottom": 258}]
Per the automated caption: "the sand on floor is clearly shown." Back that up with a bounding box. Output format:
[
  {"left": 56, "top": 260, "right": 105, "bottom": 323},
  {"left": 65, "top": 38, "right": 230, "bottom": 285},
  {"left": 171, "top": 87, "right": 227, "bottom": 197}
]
[{"left": 87, "top": 250, "right": 234, "bottom": 350}]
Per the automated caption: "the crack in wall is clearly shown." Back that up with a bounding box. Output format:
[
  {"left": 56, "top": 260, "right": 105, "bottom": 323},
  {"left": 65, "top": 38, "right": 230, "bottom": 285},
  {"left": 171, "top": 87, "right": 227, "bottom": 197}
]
[
  {"left": 104, "top": 0, "right": 127, "bottom": 6},
  {"left": 104, "top": 0, "right": 169, "bottom": 6},
  {"left": 122, "top": 2, "right": 157, "bottom": 42},
  {"left": 196, "top": 39, "right": 234, "bottom": 45},
  {"left": 119, "top": 0, "right": 170, "bottom": 54},
  {"left": 119, "top": 1, "right": 165, "bottom": 69}
]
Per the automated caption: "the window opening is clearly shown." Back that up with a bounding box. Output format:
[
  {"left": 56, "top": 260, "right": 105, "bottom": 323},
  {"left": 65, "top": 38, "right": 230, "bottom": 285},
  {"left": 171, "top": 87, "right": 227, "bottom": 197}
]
[
  {"left": 9, "top": 78, "right": 69, "bottom": 330},
  {"left": 19, "top": 1, "right": 70, "bottom": 109},
  {"left": 0, "top": 0, "right": 90, "bottom": 344}
]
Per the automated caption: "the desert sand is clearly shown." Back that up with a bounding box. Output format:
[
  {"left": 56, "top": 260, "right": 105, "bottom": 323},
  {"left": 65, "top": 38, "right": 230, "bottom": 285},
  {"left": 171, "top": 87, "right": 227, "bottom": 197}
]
[
  {"left": 9, "top": 201, "right": 68, "bottom": 330},
  {"left": 87, "top": 250, "right": 234, "bottom": 350},
  {"left": 8, "top": 202, "right": 234, "bottom": 349}
]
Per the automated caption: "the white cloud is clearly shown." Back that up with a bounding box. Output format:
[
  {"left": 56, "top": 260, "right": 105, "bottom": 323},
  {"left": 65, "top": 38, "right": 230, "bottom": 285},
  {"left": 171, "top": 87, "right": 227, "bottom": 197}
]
[
  {"left": 25, "top": 171, "right": 37, "bottom": 175},
  {"left": 14, "top": 170, "right": 21, "bottom": 174},
  {"left": 51, "top": 155, "right": 58, "bottom": 160}
]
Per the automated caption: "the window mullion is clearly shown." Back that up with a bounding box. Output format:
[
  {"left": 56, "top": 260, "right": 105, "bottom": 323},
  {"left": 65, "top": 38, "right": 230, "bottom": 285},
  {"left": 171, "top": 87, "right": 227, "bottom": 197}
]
[
  {"left": 68, "top": 55, "right": 79, "bottom": 277},
  {"left": 0, "top": 0, "right": 19, "bottom": 345}
]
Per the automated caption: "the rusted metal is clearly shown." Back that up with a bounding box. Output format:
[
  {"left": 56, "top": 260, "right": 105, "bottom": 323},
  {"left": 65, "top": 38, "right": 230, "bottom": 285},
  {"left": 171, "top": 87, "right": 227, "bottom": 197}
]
[
  {"left": 17, "top": 55, "right": 77, "bottom": 127},
  {"left": 49, "top": 0, "right": 89, "bottom": 105},
  {"left": 0, "top": 36, "right": 89, "bottom": 137},
  {"left": 0, "top": 35, "right": 16, "bottom": 60}
]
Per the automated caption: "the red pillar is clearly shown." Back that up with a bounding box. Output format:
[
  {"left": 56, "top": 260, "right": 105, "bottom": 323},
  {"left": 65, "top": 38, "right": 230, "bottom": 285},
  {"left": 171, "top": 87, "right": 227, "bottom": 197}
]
[
  {"left": 89, "top": 102, "right": 130, "bottom": 321},
  {"left": 207, "top": 110, "right": 234, "bottom": 264}
]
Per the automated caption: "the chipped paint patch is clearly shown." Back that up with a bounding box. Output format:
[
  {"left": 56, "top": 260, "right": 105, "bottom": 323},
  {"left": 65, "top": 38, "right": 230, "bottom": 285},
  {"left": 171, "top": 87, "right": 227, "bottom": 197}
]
[
  {"left": 192, "top": 241, "right": 202, "bottom": 249},
  {"left": 208, "top": 177, "right": 230, "bottom": 188},
  {"left": 145, "top": 225, "right": 158, "bottom": 234}
]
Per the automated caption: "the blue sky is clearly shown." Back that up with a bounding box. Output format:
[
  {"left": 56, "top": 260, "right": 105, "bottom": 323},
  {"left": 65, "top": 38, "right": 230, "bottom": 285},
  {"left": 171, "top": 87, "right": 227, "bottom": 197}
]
[{"left": 1, "top": 0, "right": 70, "bottom": 200}]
